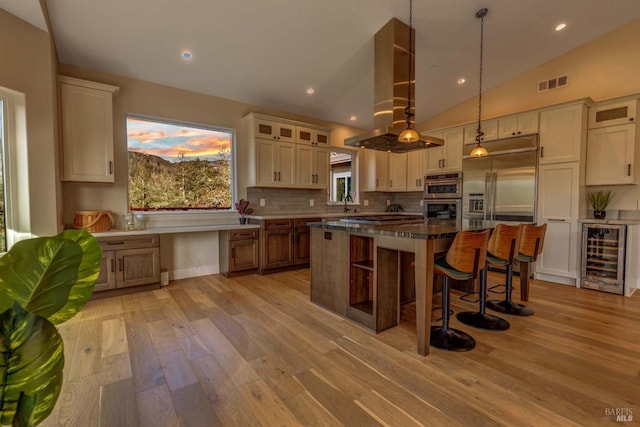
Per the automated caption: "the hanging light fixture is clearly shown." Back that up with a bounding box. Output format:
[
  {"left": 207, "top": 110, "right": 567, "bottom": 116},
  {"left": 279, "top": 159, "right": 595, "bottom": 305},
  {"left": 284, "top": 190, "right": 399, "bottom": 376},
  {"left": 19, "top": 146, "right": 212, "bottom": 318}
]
[
  {"left": 470, "top": 8, "right": 489, "bottom": 157},
  {"left": 398, "top": 0, "right": 420, "bottom": 143}
]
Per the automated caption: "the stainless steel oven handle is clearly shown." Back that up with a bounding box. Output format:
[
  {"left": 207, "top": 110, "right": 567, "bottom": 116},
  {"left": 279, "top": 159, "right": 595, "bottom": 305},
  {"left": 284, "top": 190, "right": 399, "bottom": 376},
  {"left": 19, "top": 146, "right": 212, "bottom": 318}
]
[
  {"left": 492, "top": 172, "right": 498, "bottom": 220},
  {"left": 484, "top": 173, "right": 491, "bottom": 221}
]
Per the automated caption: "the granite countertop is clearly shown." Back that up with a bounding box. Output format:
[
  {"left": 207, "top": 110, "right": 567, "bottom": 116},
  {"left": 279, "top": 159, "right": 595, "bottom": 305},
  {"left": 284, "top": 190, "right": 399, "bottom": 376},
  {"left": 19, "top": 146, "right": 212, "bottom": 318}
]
[
  {"left": 247, "top": 212, "right": 422, "bottom": 220},
  {"left": 308, "top": 219, "right": 500, "bottom": 240},
  {"left": 92, "top": 223, "right": 259, "bottom": 237}
]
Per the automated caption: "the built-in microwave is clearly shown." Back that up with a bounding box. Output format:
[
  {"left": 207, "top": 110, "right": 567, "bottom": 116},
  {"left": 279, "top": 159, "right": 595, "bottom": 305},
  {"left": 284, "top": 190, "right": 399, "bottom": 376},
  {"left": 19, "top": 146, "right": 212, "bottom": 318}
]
[
  {"left": 423, "top": 198, "right": 462, "bottom": 223},
  {"left": 424, "top": 172, "right": 463, "bottom": 199}
]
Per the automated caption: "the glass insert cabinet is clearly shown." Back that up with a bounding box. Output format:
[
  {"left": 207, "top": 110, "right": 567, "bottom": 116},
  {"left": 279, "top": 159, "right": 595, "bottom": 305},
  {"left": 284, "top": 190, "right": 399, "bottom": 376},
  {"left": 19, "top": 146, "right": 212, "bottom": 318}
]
[{"left": 581, "top": 223, "right": 626, "bottom": 295}]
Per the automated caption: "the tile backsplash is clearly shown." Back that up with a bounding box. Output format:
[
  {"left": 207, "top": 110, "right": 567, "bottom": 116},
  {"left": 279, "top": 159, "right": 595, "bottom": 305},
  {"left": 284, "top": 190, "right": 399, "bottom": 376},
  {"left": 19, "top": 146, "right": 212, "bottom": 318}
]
[{"left": 246, "top": 188, "right": 424, "bottom": 216}]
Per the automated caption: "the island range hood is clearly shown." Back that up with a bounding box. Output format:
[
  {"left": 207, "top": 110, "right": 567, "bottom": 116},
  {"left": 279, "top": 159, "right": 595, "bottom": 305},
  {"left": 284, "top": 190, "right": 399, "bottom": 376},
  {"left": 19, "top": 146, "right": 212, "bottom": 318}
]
[{"left": 345, "top": 18, "right": 443, "bottom": 153}]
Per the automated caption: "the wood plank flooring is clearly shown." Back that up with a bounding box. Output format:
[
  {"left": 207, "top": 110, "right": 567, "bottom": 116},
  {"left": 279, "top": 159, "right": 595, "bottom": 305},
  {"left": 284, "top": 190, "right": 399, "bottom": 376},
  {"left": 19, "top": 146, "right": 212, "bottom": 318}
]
[{"left": 41, "top": 270, "right": 640, "bottom": 426}]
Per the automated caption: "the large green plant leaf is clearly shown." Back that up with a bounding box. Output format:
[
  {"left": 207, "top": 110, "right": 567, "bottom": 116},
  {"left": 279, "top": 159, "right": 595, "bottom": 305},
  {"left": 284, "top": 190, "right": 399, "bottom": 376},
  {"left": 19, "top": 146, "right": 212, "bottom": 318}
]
[
  {"left": 48, "top": 230, "right": 101, "bottom": 324},
  {"left": 0, "top": 234, "right": 83, "bottom": 321},
  {"left": 0, "top": 303, "right": 64, "bottom": 426}
]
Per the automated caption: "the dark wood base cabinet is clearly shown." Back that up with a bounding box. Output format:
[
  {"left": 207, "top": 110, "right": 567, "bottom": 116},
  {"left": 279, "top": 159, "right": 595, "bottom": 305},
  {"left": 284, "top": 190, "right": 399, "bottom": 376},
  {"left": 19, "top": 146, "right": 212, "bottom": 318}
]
[
  {"left": 93, "top": 234, "right": 161, "bottom": 298},
  {"left": 219, "top": 229, "right": 259, "bottom": 277},
  {"left": 254, "top": 217, "right": 319, "bottom": 274}
]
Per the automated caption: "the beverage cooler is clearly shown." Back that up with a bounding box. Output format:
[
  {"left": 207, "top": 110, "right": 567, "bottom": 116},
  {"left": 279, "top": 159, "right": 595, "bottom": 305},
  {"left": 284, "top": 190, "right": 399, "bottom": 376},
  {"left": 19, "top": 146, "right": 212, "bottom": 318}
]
[{"left": 581, "top": 223, "right": 626, "bottom": 295}]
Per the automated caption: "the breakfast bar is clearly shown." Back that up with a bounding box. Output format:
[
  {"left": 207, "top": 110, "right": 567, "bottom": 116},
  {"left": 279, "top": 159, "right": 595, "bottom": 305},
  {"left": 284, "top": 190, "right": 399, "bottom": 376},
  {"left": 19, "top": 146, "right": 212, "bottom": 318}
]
[{"left": 309, "top": 218, "right": 496, "bottom": 356}]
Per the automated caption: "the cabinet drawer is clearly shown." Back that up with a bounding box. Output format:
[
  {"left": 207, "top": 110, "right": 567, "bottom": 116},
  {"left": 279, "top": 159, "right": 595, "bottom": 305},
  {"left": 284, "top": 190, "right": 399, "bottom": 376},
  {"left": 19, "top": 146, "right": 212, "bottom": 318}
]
[
  {"left": 265, "top": 219, "right": 293, "bottom": 230},
  {"left": 98, "top": 234, "right": 160, "bottom": 250},
  {"left": 230, "top": 229, "right": 258, "bottom": 240},
  {"left": 295, "top": 218, "right": 320, "bottom": 228}
]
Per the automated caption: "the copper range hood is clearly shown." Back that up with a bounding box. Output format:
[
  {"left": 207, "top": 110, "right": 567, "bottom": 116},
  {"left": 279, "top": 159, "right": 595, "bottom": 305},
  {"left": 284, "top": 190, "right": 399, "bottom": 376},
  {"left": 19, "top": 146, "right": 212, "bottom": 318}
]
[{"left": 345, "top": 18, "right": 444, "bottom": 153}]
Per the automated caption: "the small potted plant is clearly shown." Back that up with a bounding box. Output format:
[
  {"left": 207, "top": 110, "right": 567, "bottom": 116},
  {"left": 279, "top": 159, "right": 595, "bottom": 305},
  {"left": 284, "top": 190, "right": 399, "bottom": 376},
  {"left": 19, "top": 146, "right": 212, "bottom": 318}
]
[
  {"left": 588, "top": 190, "right": 613, "bottom": 219},
  {"left": 235, "top": 199, "right": 254, "bottom": 224}
]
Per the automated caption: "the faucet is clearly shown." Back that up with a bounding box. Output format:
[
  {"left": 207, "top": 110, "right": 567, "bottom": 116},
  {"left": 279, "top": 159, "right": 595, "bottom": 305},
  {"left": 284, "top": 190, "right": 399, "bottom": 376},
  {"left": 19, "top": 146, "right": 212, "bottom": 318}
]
[{"left": 343, "top": 193, "right": 353, "bottom": 213}]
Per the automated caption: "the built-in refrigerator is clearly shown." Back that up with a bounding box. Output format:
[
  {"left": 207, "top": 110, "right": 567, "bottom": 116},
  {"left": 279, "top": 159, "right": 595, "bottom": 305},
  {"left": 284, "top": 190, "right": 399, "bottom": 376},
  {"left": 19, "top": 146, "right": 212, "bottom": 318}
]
[{"left": 462, "top": 135, "right": 538, "bottom": 223}]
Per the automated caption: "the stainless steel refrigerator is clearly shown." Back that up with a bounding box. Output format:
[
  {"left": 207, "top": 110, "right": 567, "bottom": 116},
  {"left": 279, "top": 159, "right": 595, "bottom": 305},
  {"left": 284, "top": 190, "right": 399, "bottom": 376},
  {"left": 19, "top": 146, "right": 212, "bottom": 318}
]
[{"left": 462, "top": 135, "right": 538, "bottom": 223}]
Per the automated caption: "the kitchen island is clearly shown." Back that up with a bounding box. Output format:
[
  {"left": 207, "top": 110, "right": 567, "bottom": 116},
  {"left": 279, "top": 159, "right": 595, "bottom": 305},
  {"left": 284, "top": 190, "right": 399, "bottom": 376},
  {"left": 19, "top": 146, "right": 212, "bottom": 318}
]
[{"left": 309, "top": 218, "right": 495, "bottom": 356}]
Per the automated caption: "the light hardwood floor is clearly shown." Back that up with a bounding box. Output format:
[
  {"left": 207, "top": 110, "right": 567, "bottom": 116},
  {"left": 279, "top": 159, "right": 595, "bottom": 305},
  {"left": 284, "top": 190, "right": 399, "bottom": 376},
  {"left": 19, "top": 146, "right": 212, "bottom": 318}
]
[{"left": 41, "top": 270, "right": 640, "bottom": 426}]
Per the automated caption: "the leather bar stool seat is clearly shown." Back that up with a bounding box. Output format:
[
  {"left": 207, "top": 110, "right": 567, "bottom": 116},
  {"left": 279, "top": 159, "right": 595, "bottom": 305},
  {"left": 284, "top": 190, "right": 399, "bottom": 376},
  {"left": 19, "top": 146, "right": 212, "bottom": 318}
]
[
  {"left": 431, "top": 229, "right": 490, "bottom": 351},
  {"left": 487, "top": 223, "right": 546, "bottom": 316},
  {"left": 457, "top": 224, "right": 519, "bottom": 330}
]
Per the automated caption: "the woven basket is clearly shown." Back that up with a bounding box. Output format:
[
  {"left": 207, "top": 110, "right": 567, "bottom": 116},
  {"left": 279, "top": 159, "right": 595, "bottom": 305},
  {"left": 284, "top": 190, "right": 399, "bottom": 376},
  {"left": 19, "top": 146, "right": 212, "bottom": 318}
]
[{"left": 74, "top": 210, "right": 114, "bottom": 232}]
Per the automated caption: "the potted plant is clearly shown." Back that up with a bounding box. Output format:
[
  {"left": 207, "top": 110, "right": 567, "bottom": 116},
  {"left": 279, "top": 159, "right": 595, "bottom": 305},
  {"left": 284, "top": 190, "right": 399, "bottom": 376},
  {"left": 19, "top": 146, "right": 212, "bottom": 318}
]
[
  {"left": 235, "top": 199, "right": 254, "bottom": 224},
  {"left": 0, "top": 229, "right": 101, "bottom": 426},
  {"left": 588, "top": 190, "right": 613, "bottom": 219}
]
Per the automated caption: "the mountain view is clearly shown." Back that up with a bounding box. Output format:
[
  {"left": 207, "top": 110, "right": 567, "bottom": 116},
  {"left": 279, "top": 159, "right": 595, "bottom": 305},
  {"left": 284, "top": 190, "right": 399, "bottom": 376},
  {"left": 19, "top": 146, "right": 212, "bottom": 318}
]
[{"left": 128, "top": 150, "right": 231, "bottom": 210}]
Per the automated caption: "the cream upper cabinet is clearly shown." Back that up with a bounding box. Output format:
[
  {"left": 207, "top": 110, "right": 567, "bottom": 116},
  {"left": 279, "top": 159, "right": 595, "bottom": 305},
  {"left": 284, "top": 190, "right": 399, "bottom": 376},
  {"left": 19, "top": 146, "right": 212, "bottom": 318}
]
[
  {"left": 588, "top": 99, "right": 637, "bottom": 129},
  {"left": 58, "top": 76, "right": 119, "bottom": 183},
  {"left": 297, "top": 126, "right": 330, "bottom": 146},
  {"left": 254, "top": 118, "right": 296, "bottom": 143},
  {"left": 361, "top": 150, "right": 389, "bottom": 191},
  {"left": 296, "top": 145, "right": 329, "bottom": 188},
  {"left": 388, "top": 153, "right": 407, "bottom": 191},
  {"left": 254, "top": 139, "right": 296, "bottom": 187},
  {"left": 497, "top": 112, "right": 539, "bottom": 139},
  {"left": 539, "top": 103, "right": 586, "bottom": 164},
  {"left": 586, "top": 124, "right": 636, "bottom": 185},
  {"left": 536, "top": 162, "right": 580, "bottom": 283},
  {"left": 406, "top": 150, "right": 425, "bottom": 191},
  {"left": 463, "top": 120, "right": 498, "bottom": 144},
  {"left": 424, "top": 127, "right": 463, "bottom": 173},
  {"left": 245, "top": 113, "right": 331, "bottom": 188}
]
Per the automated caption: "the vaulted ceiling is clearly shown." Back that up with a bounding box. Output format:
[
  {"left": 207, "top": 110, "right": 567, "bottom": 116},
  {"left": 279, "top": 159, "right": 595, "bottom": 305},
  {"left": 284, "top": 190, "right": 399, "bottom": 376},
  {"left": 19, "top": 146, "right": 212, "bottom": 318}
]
[{"left": 3, "top": 0, "right": 640, "bottom": 129}]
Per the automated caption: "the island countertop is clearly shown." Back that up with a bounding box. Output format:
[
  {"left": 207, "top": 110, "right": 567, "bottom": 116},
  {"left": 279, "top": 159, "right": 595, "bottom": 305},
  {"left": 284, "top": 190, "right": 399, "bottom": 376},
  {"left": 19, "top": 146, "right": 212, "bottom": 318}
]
[{"left": 308, "top": 219, "right": 501, "bottom": 239}]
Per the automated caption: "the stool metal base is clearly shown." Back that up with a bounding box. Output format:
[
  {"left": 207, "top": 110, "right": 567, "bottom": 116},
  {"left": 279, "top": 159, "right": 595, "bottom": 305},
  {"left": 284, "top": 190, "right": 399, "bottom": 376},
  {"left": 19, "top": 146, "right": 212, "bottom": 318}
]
[
  {"left": 486, "top": 299, "right": 534, "bottom": 316},
  {"left": 430, "top": 326, "right": 476, "bottom": 351},
  {"left": 456, "top": 311, "right": 510, "bottom": 331}
]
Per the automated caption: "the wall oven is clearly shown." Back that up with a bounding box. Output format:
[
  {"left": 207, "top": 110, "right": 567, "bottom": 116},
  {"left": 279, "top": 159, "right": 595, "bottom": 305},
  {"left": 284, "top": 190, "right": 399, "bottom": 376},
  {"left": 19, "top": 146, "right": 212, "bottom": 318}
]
[
  {"left": 424, "top": 172, "right": 462, "bottom": 199},
  {"left": 424, "top": 172, "right": 462, "bottom": 222}
]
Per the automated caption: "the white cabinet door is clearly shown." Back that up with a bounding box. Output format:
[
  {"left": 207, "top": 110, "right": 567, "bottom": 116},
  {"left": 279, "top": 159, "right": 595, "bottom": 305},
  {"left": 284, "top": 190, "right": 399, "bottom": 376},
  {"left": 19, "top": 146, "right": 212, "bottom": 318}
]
[
  {"left": 406, "top": 150, "right": 425, "bottom": 191},
  {"left": 255, "top": 139, "right": 295, "bottom": 187},
  {"left": 586, "top": 124, "right": 636, "bottom": 185},
  {"left": 463, "top": 120, "right": 498, "bottom": 144},
  {"left": 59, "top": 81, "right": 117, "bottom": 182},
  {"left": 276, "top": 141, "right": 296, "bottom": 186},
  {"left": 498, "top": 112, "right": 539, "bottom": 139},
  {"left": 539, "top": 103, "right": 585, "bottom": 164},
  {"left": 425, "top": 127, "right": 463, "bottom": 173},
  {"left": 388, "top": 153, "right": 407, "bottom": 191},
  {"left": 297, "top": 126, "right": 330, "bottom": 146},
  {"left": 296, "top": 144, "right": 314, "bottom": 187},
  {"left": 442, "top": 127, "right": 463, "bottom": 172},
  {"left": 297, "top": 145, "right": 330, "bottom": 188},
  {"left": 313, "top": 148, "right": 330, "bottom": 188},
  {"left": 536, "top": 162, "right": 580, "bottom": 282},
  {"left": 360, "top": 150, "right": 389, "bottom": 191},
  {"left": 254, "top": 119, "right": 296, "bottom": 143},
  {"left": 255, "top": 139, "right": 278, "bottom": 186}
]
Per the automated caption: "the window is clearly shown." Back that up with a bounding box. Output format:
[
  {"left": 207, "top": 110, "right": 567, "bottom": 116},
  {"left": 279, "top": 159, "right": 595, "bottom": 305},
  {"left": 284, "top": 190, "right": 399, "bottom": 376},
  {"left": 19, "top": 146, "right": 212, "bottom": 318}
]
[
  {"left": 126, "top": 115, "right": 235, "bottom": 210},
  {"left": 329, "top": 149, "right": 357, "bottom": 204}
]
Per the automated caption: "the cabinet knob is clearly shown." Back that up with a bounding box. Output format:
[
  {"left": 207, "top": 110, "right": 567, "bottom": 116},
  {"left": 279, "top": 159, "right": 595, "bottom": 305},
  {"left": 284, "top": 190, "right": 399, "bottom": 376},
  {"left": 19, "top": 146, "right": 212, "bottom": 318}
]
[{"left": 630, "top": 117, "right": 634, "bottom": 122}]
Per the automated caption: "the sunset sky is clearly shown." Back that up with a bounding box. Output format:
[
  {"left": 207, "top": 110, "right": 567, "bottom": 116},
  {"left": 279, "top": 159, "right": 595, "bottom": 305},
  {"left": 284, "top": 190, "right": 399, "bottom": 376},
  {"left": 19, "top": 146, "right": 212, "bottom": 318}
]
[{"left": 127, "top": 117, "right": 231, "bottom": 162}]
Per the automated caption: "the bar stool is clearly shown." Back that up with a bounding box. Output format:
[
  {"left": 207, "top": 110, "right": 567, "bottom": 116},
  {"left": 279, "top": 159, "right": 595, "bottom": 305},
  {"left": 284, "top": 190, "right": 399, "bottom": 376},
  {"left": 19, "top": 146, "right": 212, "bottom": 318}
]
[
  {"left": 487, "top": 223, "right": 546, "bottom": 316},
  {"left": 431, "top": 229, "right": 490, "bottom": 351},
  {"left": 457, "top": 224, "right": 520, "bottom": 331}
]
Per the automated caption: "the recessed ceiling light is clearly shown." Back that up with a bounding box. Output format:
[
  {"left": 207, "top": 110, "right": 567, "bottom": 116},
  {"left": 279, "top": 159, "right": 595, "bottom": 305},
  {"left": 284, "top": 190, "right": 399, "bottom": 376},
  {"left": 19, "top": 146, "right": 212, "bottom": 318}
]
[
  {"left": 457, "top": 78, "right": 466, "bottom": 85},
  {"left": 555, "top": 23, "right": 567, "bottom": 32},
  {"left": 350, "top": 115, "right": 357, "bottom": 121},
  {"left": 181, "top": 51, "right": 193, "bottom": 60},
  {"left": 306, "top": 87, "right": 315, "bottom": 95}
]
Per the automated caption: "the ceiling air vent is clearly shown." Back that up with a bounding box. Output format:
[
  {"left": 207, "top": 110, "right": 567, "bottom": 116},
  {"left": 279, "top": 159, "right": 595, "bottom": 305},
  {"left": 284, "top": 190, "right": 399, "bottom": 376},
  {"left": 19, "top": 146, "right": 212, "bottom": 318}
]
[{"left": 538, "top": 74, "right": 568, "bottom": 93}]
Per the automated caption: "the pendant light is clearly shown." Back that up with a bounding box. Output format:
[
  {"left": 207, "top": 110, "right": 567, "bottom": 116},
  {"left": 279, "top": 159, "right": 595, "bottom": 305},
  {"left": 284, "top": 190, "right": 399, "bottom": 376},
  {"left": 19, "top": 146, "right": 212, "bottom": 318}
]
[
  {"left": 470, "top": 8, "right": 489, "bottom": 157},
  {"left": 398, "top": 0, "right": 420, "bottom": 143}
]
